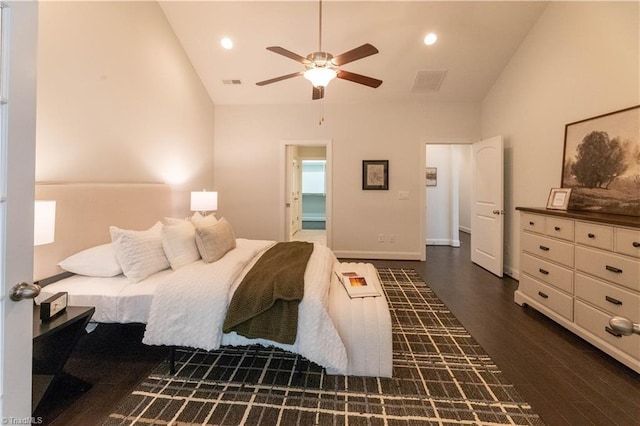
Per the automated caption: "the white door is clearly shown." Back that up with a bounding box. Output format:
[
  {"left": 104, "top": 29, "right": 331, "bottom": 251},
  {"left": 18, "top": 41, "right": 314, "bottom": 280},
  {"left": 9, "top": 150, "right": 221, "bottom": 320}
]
[
  {"left": 284, "top": 148, "right": 302, "bottom": 241},
  {"left": 471, "top": 135, "right": 504, "bottom": 277},
  {"left": 0, "top": 1, "right": 39, "bottom": 418},
  {"left": 291, "top": 159, "right": 301, "bottom": 237}
]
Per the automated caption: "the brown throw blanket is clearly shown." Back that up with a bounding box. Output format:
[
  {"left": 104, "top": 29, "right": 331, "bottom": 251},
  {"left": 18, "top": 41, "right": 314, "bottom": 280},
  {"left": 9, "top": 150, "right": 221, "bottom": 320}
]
[{"left": 223, "top": 241, "right": 314, "bottom": 344}]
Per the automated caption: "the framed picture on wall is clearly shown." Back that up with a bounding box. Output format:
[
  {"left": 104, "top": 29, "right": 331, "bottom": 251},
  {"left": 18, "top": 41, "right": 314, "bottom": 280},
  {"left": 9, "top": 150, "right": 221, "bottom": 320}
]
[
  {"left": 561, "top": 105, "right": 639, "bottom": 216},
  {"left": 362, "top": 160, "right": 389, "bottom": 190},
  {"left": 425, "top": 167, "right": 437, "bottom": 186}
]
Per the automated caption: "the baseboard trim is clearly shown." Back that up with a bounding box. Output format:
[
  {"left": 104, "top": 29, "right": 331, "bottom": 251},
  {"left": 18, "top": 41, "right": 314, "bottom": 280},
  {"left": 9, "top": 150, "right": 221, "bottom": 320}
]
[
  {"left": 426, "top": 239, "right": 461, "bottom": 247},
  {"left": 504, "top": 266, "right": 519, "bottom": 281},
  {"left": 333, "top": 250, "right": 423, "bottom": 261}
]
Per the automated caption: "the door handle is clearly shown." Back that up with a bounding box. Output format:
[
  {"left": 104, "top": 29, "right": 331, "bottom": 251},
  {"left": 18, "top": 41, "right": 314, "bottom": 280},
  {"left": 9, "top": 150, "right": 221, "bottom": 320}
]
[
  {"left": 9, "top": 282, "right": 41, "bottom": 301},
  {"left": 608, "top": 316, "right": 640, "bottom": 336},
  {"left": 492, "top": 210, "right": 505, "bottom": 215}
]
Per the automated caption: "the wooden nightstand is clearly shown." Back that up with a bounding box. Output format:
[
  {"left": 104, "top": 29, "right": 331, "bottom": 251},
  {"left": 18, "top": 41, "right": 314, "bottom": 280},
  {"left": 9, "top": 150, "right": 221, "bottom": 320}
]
[{"left": 32, "top": 305, "right": 95, "bottom": 412}]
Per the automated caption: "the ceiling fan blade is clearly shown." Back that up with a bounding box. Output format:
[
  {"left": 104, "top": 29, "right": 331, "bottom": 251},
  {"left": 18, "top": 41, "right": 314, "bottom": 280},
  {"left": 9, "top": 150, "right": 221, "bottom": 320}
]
[
  {"left": 256, "top": 71, "right": 304, "bottom": 86},
  {"left": 312, "top": 86, "right": 324, "bottom": 100},
  {"left": 266, "top": 46, "right": 311, "bottom": 64},
  {"left": 331, "top": 43, "right": 379, "bottom": 66},
  {"left": 337, "top": 70, "right": 383, "bottom": 88}
]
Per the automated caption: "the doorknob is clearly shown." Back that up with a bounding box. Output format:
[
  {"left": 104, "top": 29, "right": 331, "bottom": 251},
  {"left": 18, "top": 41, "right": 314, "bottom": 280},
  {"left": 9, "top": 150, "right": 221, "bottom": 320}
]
[
  {"left": 9, "top": 282, "right": 41, "bottom": 301},
  {"left": 609, "top": 316, "right": 640, "bottom": 336}
]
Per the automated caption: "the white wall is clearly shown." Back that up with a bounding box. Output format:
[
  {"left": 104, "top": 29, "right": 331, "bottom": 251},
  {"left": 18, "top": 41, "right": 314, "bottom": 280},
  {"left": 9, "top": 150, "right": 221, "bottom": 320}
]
[
  {"left": 482, "top": 1, "right": 639, "bottom": 277},
  {"left": 214, "top": 102, "right": 480, "bottom": 259},
  {"left": 35, "top": 1, "right": 216, "bottom": 215}
]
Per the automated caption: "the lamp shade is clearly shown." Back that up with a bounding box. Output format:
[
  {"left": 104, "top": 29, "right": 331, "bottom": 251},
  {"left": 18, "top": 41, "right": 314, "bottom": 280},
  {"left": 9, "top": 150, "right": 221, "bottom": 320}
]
[
  {"left": 34, "top": 200, "right": 56, "bottom": 246},
  {"left": 190, "top": 191, "right": 218, "bottom": 212},
  {"left": 304, "top": 67, "right": 337, "bottom": 88}
]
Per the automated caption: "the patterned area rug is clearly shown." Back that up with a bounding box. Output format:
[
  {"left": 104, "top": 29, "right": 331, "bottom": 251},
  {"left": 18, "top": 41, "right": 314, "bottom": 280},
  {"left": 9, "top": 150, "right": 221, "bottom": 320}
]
[{"left": 104, "top": 268, "right": 543, "bottom": 425}]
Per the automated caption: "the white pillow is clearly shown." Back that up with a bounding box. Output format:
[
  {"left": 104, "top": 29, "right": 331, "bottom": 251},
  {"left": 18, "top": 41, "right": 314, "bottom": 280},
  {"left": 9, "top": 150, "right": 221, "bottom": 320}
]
[
  {"left": 163, "top": 217, "right": 187, "bottom": 226},
  {"left": 58, "top": 243, "right": 122, "bottom": 277},
  {"left": 194, "top": 217, "right": 236, "bottom": 263},
  {"left": 161, "top": 221, "right": 201, "bottom": 270},
  {"left": 190, "top": 212, "right": 218, "bottom": 227},
  {"left": 110, "top": 222, "right": 169, "bottom": 282}
]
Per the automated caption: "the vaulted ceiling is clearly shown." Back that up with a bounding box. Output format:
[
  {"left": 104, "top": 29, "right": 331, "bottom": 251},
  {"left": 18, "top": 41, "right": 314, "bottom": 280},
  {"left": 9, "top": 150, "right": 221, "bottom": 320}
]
[{"left": 159, "top": 1, "right": 548, "bottom": 105}]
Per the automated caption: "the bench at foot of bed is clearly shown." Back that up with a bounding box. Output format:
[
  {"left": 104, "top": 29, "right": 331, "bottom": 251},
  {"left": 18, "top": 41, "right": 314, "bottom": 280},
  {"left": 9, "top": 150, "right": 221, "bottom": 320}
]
[{"left": 327, "top": 262, "right": 393, "bottom": 378}]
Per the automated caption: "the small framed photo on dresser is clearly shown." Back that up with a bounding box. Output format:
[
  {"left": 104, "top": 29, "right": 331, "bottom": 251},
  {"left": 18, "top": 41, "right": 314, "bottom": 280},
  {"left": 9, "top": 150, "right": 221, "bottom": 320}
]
[{"left": 546, "top": 188, "right": 572, "bottom": 210}]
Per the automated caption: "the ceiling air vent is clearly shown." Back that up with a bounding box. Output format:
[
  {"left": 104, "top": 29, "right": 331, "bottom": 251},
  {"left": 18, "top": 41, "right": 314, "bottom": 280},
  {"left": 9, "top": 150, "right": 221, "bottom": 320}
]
[
  {"left": 411, "top": 70, "right": 447, "bottom": 93},
  {"left": 222, "top": 79, "right": 242, "bottom": 85}
]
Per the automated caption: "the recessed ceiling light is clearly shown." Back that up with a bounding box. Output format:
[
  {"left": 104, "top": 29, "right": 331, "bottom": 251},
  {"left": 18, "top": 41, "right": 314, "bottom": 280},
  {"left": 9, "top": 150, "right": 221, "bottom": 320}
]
[
  {"left": 221, "top": 37, "right": 233, "bottom": 50},
  {"left": 424, "top": 33, "right": 437, "bottom": 46}
]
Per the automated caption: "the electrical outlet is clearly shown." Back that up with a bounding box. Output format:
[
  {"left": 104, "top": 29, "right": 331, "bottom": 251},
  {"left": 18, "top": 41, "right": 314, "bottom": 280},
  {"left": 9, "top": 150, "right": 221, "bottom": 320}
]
[
  {"left": 377, "top": 233, "right": 385, "bottom": 243},
  {"left": 398, "top": 191, "right": 409, "bottom": 200},
  {"left": 389, "top": 234, "right": 396, "bottom": 243}
]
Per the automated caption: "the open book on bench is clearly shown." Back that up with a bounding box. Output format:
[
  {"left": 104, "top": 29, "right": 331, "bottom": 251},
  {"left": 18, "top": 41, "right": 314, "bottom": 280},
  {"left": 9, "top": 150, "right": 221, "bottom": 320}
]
[{"left": 334, "top": 269, "right": 381, "bottom": 298}]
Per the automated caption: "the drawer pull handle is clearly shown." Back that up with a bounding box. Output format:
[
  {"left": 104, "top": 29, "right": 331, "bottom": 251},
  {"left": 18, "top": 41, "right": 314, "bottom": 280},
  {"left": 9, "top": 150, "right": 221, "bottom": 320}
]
[
  {"left": 605, "top": 265, "right": 623, "bottom": 274},
  {"left": 538, "top": 291, "right": 549, "bottom": 299},
  {"left": 539, "top": 245, "right": 550, "bottom": 252},
  {"left": 529, "top": 221, "right": 535, "bottom": 226},
  {"left": 633, "top": 242, "right": 640, "bottom": 248},
  {"left": 588, "top": 233, "right": 595, "bottom": 239},
  {"left": 554, "top": 226, "right": 560, "bottom": 231},
  {"left": 538, "top": 268, "right": 549, "bottom": 275},
  {"left": 605, "top": 326, "right": 622, "bottom": 338},
  {"left": 605, "top": 296, "right": 622, "bottom": 306}
]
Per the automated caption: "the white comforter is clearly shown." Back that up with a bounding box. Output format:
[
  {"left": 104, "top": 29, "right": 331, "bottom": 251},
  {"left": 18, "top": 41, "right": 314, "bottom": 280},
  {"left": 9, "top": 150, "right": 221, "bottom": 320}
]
[{"left": 142, "top": 239, "right": 348, "bottom": 374}]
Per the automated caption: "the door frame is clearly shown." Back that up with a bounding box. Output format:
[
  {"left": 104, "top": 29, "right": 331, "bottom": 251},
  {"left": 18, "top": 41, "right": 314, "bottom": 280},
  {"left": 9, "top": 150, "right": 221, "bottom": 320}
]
[
  {"left": 278, "top": 139, "right": 332, "bottom": 248},
  {"left": 422, "top": 139, "right": 475, "bottom": 257}
]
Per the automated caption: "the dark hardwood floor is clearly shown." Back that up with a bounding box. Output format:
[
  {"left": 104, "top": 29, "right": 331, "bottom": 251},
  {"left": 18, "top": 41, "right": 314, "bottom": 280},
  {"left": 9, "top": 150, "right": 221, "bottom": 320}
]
[{"left": 37, "top": 232, "right": 639, "bottom": 425}]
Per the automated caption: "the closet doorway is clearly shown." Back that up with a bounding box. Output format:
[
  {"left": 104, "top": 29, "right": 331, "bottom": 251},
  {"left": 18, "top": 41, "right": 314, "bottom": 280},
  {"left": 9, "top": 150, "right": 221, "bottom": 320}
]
[{"left": 280, "top": 139, "right": 331, "bottom": 247}]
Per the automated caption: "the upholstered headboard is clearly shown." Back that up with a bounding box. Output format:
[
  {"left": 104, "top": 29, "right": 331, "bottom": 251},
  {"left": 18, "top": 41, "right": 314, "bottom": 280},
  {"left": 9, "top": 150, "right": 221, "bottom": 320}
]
[{"left": 34, "top": 183, "right": 177, "bottom": 281}]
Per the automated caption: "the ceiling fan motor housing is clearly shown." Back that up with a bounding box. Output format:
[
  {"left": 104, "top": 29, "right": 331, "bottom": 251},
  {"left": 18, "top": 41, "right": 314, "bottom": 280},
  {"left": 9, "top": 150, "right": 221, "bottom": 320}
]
[{"left": 306, "top": 51, "right": 335, "bottom": 69}]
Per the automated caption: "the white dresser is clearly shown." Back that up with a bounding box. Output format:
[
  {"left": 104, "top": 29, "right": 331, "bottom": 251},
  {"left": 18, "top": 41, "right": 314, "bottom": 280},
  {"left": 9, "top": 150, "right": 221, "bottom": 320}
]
[{"left": 515, "top": 207, "right": 640, "bottom": 373}]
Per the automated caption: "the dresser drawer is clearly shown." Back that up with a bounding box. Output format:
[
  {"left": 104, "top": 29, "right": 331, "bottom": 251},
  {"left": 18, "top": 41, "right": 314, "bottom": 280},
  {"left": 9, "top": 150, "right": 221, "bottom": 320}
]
[
  {"left": 545, "top": 217, "right": 574, "bottom": 242},
  {"left": 615, "top": 227, "right": 640, "bottom": 259},
  {"left": 575, "top": 273, "right": 640, "bottom": 322},
  {"left": 575, "top": 300, "right": 640, "bottom": 360},
  {"left": 519, "top": 275, "right": 573, "bottom": 321},
  {"left": 521, "top": 232, "right": 574, "bottom": 268},
  {"left": 521, "top": 253, "right": 573, "bottom": 293},
  {"left": 575, "top": 246, "right": 640, "bottom": 292},
  {"left": 521, "top": 213, "right": 544, "bottom": 234},
  {"left": 575, "top": 221, "right": 613, "bottom": 251}
]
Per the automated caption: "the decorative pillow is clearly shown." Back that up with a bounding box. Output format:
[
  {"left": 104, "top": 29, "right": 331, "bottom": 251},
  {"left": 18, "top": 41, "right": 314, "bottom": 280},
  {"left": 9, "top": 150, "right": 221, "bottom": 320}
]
[
  {"left": 161, "top": 221, "right": 201, "bottom": 270},
  {"left": 190, "top": 212, "right": 218, "bottom": 228},
  {"left": 194, "top": 217, "right": 237, "bottom": 263},
  {"left": 110, "top": 222, "right": 169, "bottom": 282},
  {"left": 58, "top": 243, "right": 122, "bottom": 277},
  {"left": 163, "top": 216, "right": 188, "bottom": 226}
]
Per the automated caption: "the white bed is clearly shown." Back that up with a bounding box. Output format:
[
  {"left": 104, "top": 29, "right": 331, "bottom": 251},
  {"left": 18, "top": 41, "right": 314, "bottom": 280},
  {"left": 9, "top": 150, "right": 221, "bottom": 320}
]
[{"left": 33, "top": 183, "right": 392, "bottom": 377}]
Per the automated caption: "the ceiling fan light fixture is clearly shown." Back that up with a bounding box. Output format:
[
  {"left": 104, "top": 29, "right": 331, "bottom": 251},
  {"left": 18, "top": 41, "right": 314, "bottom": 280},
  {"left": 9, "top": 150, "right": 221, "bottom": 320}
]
[{"left": 304, "top": 67, "right": 337, "bottom": 88}]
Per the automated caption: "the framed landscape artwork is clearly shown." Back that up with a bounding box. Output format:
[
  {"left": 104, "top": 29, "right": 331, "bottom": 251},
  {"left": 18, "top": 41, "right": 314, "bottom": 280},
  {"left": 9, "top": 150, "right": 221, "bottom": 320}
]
[{"left": 561, "top": 105, "right": 640, "bottom": 217}]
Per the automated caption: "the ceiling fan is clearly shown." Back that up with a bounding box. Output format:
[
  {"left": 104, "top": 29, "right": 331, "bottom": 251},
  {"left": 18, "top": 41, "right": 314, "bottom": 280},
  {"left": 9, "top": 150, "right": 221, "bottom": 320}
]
[{"left": 256, "top": 0, "right": 382, "bottom": 100}]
